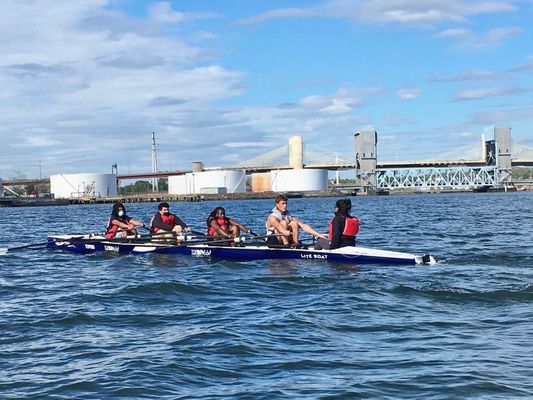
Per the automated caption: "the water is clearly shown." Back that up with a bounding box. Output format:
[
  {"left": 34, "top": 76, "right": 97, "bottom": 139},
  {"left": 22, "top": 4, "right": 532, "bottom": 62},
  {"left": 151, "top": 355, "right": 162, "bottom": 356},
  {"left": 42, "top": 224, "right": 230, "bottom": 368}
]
[{"left": 1, "top": 193, "right": 532, "bottom": 399}]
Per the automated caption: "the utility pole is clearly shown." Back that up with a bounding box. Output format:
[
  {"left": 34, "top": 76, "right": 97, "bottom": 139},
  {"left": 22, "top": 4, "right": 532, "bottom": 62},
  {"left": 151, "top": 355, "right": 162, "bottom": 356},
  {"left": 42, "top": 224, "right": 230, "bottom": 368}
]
[
  {"left": 151, "top": 132, "right": 158, "bottom": 192},
  {"left": 38, "top": 160, "right": 42, "bottom": 180}
]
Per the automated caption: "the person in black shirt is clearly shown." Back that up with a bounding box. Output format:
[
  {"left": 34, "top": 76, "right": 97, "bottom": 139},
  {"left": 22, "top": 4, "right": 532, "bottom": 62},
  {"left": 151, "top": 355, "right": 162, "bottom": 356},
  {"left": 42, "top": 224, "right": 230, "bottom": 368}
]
[
  {"left": 315, "top": 198, "right": 359, "bottom": 250},
  {"left": 150, "top": 202, "right": 190, "bottom": 235},
  {"left": 105, "top": 202, "right": 145, "bottom": 239}
]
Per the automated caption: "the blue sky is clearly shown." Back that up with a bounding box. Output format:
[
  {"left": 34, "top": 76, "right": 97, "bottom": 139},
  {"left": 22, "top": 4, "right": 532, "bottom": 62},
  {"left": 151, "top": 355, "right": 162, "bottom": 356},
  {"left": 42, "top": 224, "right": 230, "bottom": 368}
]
[{"left": 0, "top": 0, "right": 531, "bottom": 178}]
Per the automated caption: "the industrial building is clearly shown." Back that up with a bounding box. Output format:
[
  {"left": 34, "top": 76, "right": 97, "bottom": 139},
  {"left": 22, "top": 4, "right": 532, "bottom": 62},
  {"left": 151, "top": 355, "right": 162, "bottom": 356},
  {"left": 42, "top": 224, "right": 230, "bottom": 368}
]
[
  {"left": 50, "top": 173, "right": 118, "bottom": 199},
  {"left": 249, "top": 135, "right": 329, "bottom": 192},
  {"left": 250, "top": 169, "right": 328, "bottom": 192},
  {"left": 168, "top": 162, "right": 246, "bottom": 195}
]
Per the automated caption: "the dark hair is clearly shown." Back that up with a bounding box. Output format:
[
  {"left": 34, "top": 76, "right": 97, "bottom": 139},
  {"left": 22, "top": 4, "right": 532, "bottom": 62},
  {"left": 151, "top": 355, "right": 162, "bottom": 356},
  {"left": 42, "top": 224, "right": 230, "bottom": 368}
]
[
  {"left": 206, "top": 207, "right": 226, "bottom": 228},
  {"left": 335, "top": 198, "right": 352, "bottom": 216},
  {"left": 275, "top": 194, "right": 288, "bottom": 204},
  {"left": 111, "top": 202, "right": 126, "bottom": 217},
  {"left": 158, "top": 202, "right": 170, "bottom": 210}
]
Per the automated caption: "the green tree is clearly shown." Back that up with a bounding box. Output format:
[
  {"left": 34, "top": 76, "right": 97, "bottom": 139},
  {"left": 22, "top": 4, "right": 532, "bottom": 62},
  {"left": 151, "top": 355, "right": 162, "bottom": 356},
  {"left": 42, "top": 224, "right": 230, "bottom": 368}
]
[
  {"left": 120, "top": 180, "right": 153, "bottom": 195},
  {"left": 158, "top": 177, "right": 168, "bottom": 192}
]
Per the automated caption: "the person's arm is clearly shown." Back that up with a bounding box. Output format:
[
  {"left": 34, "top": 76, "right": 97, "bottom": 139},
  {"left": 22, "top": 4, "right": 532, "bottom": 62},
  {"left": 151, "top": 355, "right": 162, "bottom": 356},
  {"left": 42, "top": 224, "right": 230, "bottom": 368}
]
[
  {"left": 229, "top": 219, "right": 251, "bottom": 234},
  {"left": 210, "top": 219, "right": 232, "bottom": 237},
  {"left": 329, "top": 216, "right": 343, "bottom": 249},
  {"left": 174, "top": 215, "right": 191, "bottom": 231},
  {"left": 296, "top": 219, "right": 328, "bottom": 240},
  {"left": 129, "top": 218, "right": 146, "bottom": 228},
  {"left": 267, "top": 215, "right": 291, "bottom": 236},
  {"left": 110, "top": 218, "right": 132, "bottom": 230},
  {"left": 151, "top": 213, "right": 174, "bottom": 232}
]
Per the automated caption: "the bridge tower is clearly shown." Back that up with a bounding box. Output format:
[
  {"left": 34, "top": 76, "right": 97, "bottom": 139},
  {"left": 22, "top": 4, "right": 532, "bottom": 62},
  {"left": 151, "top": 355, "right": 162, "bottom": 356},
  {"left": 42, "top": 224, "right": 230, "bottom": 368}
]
[
  {"left": 494, "top": 126, "right": 512, "bottom": 184},
  {"left": 289, "top": 135, "right": 304, "bottom": 169},
  {"left": 354, "top": 131, "right": 377, "bottom": 188}
]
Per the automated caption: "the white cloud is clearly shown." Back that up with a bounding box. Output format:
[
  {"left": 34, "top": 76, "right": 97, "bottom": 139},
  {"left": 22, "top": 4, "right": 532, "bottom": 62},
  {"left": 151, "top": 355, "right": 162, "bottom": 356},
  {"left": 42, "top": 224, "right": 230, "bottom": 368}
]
[
  {"left": 431, "top": 69, "right": 500, "bottom": 82},
  {"left": 223, "top": 142, "right": 273, "bottom": 148},
  {"left": 239, "top": 0, "right": 517, "bottom": 27},
  {"left": 434, "top": 27, "right": 523, "bottom": 49},
  {"left": 452, "top": 86, "right": 528, "bottom": 101},
  {"left": 433, "top": 28, "right": 471, "bottom": 38},
  {"left": 396, "top": 87, "right": 422, "bottom": 100}
]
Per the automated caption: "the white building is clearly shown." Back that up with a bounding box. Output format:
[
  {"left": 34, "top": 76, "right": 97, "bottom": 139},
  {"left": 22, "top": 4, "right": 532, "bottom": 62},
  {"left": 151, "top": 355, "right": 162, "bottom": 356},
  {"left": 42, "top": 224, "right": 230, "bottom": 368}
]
[
  {"left": 50, "top": 173, "right": 118, "bottom": 199},
  {"left": 251, "top": 169, "right": 328, "bottom": 192},
  {"left": 168, "top": 170, "right": 246, "bottom": 195}
]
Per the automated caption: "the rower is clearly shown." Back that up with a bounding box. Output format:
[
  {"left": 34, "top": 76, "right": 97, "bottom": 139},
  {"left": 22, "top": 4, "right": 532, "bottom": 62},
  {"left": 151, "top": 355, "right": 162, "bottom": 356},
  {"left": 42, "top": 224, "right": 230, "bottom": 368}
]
[
  {"left": 206, "top": 207, "right": 251, "bottom": 239},
  {"left": 150, "top": 202, "right": 191, "bottom": 241},
  {"left": 315, "top": 198, "right": 359, "bottom": 250},
  {"left": 105, "top": 202, "right": 145, "bottom": 239},
  {"left": 265, "top": 194, "right": 327, "bottom": 248}
]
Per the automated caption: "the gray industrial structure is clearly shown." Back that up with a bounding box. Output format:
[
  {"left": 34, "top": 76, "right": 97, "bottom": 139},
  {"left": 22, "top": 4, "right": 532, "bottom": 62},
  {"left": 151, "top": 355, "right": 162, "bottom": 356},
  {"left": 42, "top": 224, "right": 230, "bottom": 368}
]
[
  {"left": 354, "top": 126, "right": 517, "bottom": 191},
  {"left": 354, "top": 131, "right": 378, "bottom": 187}
]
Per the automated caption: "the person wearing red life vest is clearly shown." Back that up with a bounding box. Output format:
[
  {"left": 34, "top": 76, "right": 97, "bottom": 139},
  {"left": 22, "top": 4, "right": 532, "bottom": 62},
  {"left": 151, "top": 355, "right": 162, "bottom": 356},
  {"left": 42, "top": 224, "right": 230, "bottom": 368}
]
[
  {"left": 105, "top": 202, "right": 145, "bottom": 239},
  {"left": 315, "top": 198, "right": 359, "bottom": 250},
  {"left": 150, "top": 202, "right": 191, "bottom": 235},
  {"left": 206, "top": 206, "right": 251, "bottom": 239}
]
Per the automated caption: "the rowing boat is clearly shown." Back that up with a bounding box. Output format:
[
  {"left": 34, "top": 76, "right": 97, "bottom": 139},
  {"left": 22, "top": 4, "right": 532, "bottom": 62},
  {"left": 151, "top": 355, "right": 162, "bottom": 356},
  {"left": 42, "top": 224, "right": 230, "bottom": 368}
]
[{"left": 46, "top": 235, "right": 437, "bottom": 265}]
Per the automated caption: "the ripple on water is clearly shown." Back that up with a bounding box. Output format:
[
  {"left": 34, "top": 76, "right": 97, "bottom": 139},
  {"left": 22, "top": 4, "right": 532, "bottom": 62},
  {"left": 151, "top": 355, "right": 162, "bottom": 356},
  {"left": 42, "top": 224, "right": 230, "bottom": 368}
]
[{"left": 1, "top": 194, "right": 533, "bottom": 398}]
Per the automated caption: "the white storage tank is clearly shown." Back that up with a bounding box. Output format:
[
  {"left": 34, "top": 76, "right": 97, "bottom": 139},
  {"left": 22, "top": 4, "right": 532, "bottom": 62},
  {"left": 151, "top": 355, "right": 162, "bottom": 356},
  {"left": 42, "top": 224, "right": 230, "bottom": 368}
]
[
  {"left": 168, "top": 175, "right": 188, "bottom": 195},
  {"left": 251, "top": 172, "right": 272, "bottom": 192},
  {"left": 270, "top": 169, "right": 328, "bottom": 192},
  {"left": 50, "top": 173, "right": 118, "bottom": 198},
  {"left": 168, "top": 170, "right": 246, "bottom": 195}
]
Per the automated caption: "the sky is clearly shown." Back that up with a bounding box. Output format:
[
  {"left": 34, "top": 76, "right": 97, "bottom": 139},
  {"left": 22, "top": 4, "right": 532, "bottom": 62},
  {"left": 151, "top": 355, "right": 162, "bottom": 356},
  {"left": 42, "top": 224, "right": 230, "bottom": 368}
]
[{"left": 0, "top": 0, "right": 532, "bottom": 179}]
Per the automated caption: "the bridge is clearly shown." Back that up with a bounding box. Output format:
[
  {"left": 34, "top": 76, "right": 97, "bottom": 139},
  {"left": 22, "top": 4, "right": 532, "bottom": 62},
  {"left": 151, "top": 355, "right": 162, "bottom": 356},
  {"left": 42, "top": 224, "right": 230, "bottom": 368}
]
[
  {"left": 2, "top": 127, "right": 532, "bottom": 194},
  {"left": 231, "top": 127, "right": 532, "bottom": 191}
]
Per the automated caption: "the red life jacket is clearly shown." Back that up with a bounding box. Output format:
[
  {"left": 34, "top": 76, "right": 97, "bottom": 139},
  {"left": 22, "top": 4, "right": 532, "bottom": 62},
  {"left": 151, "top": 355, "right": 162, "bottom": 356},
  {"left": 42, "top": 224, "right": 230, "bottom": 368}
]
[
  {"left": 152, "top": 213, "right": 176, "bottom": 233},
  {"left": 328, "top": 216, "right": 359, "bottom": 239},
  {"left": 105, "top": 216, "right": 131, "bottom": 239},
  {"left": 207, "top": 217, "right": 230, "bottom": 236}
]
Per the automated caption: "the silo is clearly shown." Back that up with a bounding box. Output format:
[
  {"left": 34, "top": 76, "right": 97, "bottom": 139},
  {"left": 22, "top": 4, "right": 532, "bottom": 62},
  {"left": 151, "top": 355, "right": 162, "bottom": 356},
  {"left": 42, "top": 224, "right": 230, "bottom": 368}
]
[
  {"left": 50, "top": 173, "right": 118, "bottom": 198},
  {"left": 270, "top": 169, "right": 328, "bottom": 192},
  {"left": 168, "top": 175, "right": 188, "bottom": 195},
  {"left": 169, "top": 170, "right": 246, "bottom": 194},
  {"left": 191, "top": 162, "right": 204, "bottom": 173},
  {"left": 189, "top": 170, "right": 246, "bottom": 194},
  {"left": 0, "top": 178, "right": 3, "bottom": 197},
  {"left": 251, "top": 172, "right": 272, "bottom": 192}
]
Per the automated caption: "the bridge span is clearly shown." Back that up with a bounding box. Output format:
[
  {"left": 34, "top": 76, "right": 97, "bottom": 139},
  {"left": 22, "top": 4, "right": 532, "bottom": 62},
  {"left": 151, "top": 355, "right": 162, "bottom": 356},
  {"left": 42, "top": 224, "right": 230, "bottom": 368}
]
[{"left": 2, "top": 127, "right": 532, "bottom": 194}]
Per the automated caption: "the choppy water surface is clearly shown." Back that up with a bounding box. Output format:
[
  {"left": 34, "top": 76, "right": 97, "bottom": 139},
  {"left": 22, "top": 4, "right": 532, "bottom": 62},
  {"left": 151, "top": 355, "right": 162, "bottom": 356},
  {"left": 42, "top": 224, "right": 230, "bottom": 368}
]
[{"left": 1, "top": 193, "right": 532, "bottom": 399}]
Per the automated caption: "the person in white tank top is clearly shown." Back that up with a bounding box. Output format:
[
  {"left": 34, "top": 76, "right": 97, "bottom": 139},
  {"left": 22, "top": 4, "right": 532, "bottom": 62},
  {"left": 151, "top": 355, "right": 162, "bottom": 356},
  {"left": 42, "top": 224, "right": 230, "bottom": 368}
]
[{"left": 265, "top": 194, "right": 327, "bottom": 247}]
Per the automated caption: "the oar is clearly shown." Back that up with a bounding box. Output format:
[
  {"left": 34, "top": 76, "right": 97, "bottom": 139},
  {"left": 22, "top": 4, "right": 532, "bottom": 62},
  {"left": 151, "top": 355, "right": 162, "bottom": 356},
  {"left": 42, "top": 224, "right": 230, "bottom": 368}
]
[
  {"left": 0, "top": 241, "right": 50, "bottom": 255},
  {"left": 189, "top": 229, "right": 207, "bottom": 236}
]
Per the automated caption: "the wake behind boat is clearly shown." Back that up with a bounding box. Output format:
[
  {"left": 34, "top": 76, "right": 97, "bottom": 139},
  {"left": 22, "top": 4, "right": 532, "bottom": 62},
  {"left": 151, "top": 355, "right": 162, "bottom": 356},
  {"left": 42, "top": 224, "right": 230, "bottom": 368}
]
[{"left": 45, "top": 234, "right": 437, "bottom": 265}]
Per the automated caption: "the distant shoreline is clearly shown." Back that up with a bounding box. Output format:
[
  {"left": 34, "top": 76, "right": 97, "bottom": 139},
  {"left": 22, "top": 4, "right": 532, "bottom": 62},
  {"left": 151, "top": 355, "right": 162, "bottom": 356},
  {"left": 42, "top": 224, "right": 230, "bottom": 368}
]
[{"left": 1, "top": 186, "right": 531, "bottom": 208}]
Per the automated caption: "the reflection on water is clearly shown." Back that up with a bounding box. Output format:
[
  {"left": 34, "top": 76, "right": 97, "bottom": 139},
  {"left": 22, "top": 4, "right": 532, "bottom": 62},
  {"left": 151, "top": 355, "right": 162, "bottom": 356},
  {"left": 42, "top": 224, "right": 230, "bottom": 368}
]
[{"left": 266, "top": 259, "right": 300, "bottom": 275}]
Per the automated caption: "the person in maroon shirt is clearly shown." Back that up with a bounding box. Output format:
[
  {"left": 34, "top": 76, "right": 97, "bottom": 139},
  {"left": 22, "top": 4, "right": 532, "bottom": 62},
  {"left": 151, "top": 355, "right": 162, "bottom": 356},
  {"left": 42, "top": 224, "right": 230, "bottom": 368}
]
[{"left": 150, "top": 202, "right": 191, "bottom": 235}]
